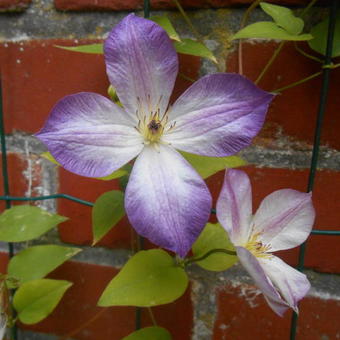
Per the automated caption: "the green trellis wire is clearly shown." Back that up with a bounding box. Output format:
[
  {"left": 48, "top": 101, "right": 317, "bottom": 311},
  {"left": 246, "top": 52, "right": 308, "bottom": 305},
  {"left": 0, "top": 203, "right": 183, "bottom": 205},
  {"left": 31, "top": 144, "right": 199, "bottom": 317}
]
[
  {"left": 0, "top": 0, "right": 339, "bottom": 339},
  {"left": 290, "top": 0, "right": 339, "bottom": 339}
]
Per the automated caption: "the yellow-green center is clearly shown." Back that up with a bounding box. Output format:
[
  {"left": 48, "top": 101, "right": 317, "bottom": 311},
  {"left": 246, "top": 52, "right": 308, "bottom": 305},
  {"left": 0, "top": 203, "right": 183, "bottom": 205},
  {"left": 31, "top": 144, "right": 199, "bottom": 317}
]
[{"left": 245, "top": 232, "right": 272, "bottom": 259}]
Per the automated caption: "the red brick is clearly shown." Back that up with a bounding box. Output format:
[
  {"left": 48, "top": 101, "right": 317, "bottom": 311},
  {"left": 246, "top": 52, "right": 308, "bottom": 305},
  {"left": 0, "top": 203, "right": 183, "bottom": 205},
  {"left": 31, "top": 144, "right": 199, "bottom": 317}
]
[
  {"left": 214, "top": 283, "right": 340, "bottom": 340},
  {"left": 0, "top": 0, "right": 31, "bottom": 11},
  {"left": 20, "top": 259, "right": 193, "bottom": 339},
  {"left": 1, "top": 40, "right": 109, "bottom": 135},
  {"left": 226, "top": 42, "right": 340, "bottom": 150},
  {"left": 57, "top": 167, "right": 132, "bottom": 248},
  {"left": 0, "top": 153, "right": 43, "bottom": 211},
  {"left": 1, "top": 40, "right": 200, "bottom": 133},
  {"left": 207, "top": 167, "right": 340, "bottom": 273},
  {"left": 54, "top": 0, "right": 328, "bottom": 11}
]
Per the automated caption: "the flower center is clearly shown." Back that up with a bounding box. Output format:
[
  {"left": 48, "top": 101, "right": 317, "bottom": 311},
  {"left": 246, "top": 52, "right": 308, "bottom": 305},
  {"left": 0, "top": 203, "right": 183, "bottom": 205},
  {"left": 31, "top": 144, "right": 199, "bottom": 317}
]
[
  {"left": 134, "top": 96, "right": 176, "bottom": 144},
  {"left": 245, "top": 232, "right": 272, "bottom": 259}
]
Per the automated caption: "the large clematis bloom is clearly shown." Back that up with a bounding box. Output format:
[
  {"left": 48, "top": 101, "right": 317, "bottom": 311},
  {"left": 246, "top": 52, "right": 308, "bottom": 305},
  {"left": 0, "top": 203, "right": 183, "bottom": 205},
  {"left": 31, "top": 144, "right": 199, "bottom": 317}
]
[
  {"left": 216, "top": 169, "right": 315, "bottom": 315},
  {"left": 36, "top": 14, "right": 273, "bottom": 257}
]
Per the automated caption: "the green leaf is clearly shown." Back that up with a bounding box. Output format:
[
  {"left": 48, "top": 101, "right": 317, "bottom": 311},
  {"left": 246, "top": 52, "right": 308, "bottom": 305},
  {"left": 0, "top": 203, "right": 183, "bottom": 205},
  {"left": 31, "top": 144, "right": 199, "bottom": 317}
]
[
  {"left": 55, "top": 43, "right": 103, "bottom": 54},
  {"left": 96, "top": 169, "right": 127, "bottom": 181},
  {"left": 13, "top": 279, "right": 72, "bottom": 324},
  {"left": 92, "top": 190, "right": 125, "bottom": 244},
  {"left": 308, "top": 12, "right": 340, "bottom": 58},
  {"left": 181, "top": 151, "right": 246, "bottom": 179},
  {"left": 41, "top": 152, "right": 60, "bottom": 166},
  {"left": 174, "top": 39, "right": 217, "bottom": 63},
  {"left": 0, "top": 206, "right": 67, "bottom": 242},
  {"left": 260, "top": 2, "right": 304, "bottom": 35},
  {"left": 107, "top": 85, "right": 123, "bottom": 107},
  {"left": 232, "top": 22, "right": 312, "bottom": 41},
  {"left": 150, "top": 16, "right": 181, "bottom": 42},
  {"left": 192, "top": 223, "right": 237, "bottom": 271},
  {"left": 98, "top": 249, "right": 188, "bottom": 307},
  {"left": 8, "top": 245, "right": 81, "bottom": 283},
  {"left": 123, "top": 327, "right": 172, "bottom": 340}
]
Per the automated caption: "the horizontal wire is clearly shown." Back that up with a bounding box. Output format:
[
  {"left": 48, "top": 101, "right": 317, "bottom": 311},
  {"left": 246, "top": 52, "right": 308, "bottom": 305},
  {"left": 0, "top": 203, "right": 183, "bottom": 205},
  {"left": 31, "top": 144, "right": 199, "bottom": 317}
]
[
  {"left": 0, "top": 194, "right": 93, "bottom": 207},
  {"left": 0, "top": 195, "right": 338, "bottom": 235}
]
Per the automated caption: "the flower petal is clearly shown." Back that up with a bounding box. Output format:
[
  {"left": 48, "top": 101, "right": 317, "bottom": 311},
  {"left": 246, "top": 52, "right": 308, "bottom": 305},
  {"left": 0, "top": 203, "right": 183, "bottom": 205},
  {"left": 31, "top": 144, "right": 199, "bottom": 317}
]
[
  {"left": 35, "top": 93, "right": 144, "bottom": 177},
  {"left": 253, "top": 189, "right": 315, "bottom": 251},
  {"left": 236, "top": 247, "right": 289, "bottom": 316},
  {"left": 260, "top": 255, "right": 311, "bottom": 313},
  {"left": 125, "top": 144, "right": 212, "bottom": 257},
  {"left": 104, "top": 14, "right": 178, "bottom": 121},
  {"left": 163, "top": 73, "right": 273, "bottom": 156},
  {"left": 216, "top": 169, "right": 252, "bottom": 245}
]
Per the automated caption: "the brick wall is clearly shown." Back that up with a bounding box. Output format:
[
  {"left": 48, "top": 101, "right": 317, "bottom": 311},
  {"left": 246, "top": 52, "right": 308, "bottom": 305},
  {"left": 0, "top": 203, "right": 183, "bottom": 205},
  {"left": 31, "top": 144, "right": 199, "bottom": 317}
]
[{"left": 0, "top": 0, "right": 339, "bottom": 339}]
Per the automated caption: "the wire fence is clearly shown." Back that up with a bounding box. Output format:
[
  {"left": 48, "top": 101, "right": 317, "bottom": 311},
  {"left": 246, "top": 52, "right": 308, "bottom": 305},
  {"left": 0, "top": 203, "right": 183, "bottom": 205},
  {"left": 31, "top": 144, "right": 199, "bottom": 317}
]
[{"left": 0, "top": 0, "right": 339, "bottom": 339}]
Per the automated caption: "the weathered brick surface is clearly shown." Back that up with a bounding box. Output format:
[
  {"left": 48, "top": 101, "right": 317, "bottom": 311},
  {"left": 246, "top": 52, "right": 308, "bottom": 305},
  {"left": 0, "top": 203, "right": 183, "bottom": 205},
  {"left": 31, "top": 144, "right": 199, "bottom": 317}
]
[
  {"left": 214, "top": 283, "right": 340, "bottom": 340},
  {"left": 54, "top": 0, "right": 329, "bottom": 11},
  {"left": 0, "top": 40, "right": 200, "bottom": 133},
  {"left": 1, "top": 40, "right": 109, "bottom": 135},
  {"left": 0, "top": 0, "right": 31, "bottom": 12},
  {"left": 0, "top": 153, "right": 43, "bottom": 210},
  {"left": 0, "top": 3, "right": 339, "bottom": 339},
  {"left": 226, "top": 41, "right": 340, "bottom": 150}
]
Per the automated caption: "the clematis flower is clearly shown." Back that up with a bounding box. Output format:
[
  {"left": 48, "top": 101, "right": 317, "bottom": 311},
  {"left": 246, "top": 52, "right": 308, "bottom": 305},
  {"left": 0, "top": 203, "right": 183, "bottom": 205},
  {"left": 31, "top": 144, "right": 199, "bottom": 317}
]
[
  {"left": 216, "top": 169, "right": 315, "bottom": 316},
  {"left": 35, "top": 14, "right": 273, "bottom": 257}
]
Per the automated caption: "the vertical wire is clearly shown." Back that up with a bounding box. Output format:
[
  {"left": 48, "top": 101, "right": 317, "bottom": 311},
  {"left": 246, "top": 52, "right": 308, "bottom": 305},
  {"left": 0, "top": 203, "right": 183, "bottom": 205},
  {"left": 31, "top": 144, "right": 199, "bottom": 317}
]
[
  {"left": 289, "top": 1, "right": 338, "bottom": 339},
  {"left": 143, "top": 0, "right": 150, "bottom": 18},
  {"left": 0, "top": 81, "right": 18, "bottom": 340},
  {"left": 134, "top": 0, "right": 151, "bottom": 332}
]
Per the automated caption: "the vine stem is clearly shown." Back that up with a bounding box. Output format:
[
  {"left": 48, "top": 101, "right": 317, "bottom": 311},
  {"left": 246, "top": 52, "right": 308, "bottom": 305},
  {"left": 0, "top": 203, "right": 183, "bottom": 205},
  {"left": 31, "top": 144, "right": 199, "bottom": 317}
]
[
  {"left": 58, "top": 308, "right": 106, "bottom": 340},
  {"left": 238, "top": 0, "right": 262, "bottom": 75},
  {"left": 293, "top": 42, "right": 323, "bottom": 63},
  {"left": 254, "top": 0, "right": 318, "bottom": 84},
  {"left": 272, "top": 64, "right": 340, "bottom": 93},
  {"left": 172, "top": 0, "right": 202, "bottom": 42},
  {"left": 272, "top": 71, "right": 321, "bottom": 93},
  {"left": 255, "top": 41, "right": 285, "bottom": 84},
  {"left": 147, "top": 307, "right": 157, "bottom": 326},
  {"left": 185, "top": 248, "right": 237, "bottom": 265}
]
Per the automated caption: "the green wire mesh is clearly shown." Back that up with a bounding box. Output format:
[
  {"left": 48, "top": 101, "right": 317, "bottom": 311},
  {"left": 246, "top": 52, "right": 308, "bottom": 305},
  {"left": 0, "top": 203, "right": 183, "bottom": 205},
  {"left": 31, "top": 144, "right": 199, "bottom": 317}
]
[{"left": 0, "top": 0, "right": 339, "bottom": 339}]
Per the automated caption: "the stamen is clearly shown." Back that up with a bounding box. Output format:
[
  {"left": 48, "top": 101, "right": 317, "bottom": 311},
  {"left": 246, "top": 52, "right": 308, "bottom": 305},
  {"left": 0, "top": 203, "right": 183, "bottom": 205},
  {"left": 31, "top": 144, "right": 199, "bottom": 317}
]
[{"left": 245, "top": 232, "right": 272, "bottom": 259}]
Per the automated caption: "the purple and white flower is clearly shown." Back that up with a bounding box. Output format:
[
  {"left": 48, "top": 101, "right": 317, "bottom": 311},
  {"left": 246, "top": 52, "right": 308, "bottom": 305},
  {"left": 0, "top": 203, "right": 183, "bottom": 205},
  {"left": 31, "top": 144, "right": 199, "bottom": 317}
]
[
  {"left": 36, "top": 14, "right": 273, "bottom": 257},
  {"left": 216, "top": 169, "right": 315, "bottom": 316}
]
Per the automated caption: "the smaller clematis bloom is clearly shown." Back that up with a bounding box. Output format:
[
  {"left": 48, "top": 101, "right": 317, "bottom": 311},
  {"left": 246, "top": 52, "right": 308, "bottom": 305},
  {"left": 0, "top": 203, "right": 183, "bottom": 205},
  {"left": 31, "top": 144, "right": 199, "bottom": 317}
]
[
  {"left": 216, "top": 169, "right": 315, "bottom": 316},
  {"left": 36, "top": 14, "right": 274, "bottom": 257}
]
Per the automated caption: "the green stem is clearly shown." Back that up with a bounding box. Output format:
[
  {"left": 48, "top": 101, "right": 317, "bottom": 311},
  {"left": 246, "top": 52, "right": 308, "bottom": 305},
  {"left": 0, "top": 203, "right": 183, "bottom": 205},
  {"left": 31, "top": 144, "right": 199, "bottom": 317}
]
[
  {"left": 178, "top": 72, "right": 196, "bottom": 82},
  {"left": 272, "top": 71, "right": 322, "bottom": 93},
  {"left": 255, "top": 41, "right": 285, "bottom": 84},
  {"left": 255, "top": 0, "right": 318, "bottom": 84},
  {"left": 300, "top": 0, "right": 318, "bottom": 17},
  {"left": 59, "top": 308, "right": 106, "bottom": 340},
  {"left": 172, "top": 0, "right": 201, "bottom": 42},
  {"left": 272, "top": 63, "right": 340, "bottom": 93},
  {"left": 185, "top": 248, "right": 237, "bottom": 265},
  {"left": 147, "top": 307, "right": 157, "bottom": 326},
  {"left": 293, "top": 42, "right": 323, "bottom": 63}
]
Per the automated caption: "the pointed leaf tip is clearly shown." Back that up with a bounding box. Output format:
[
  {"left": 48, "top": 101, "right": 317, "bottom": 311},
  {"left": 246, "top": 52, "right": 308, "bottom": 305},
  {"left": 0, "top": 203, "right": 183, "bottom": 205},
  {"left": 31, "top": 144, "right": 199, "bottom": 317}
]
[
  {"left": 0, "top": 206, "right": 67, "bottom": 242},
  {"left": 13, "top": 279, "right": 72, "bottom": 324},
  {"left": 92, "top": 190, "right": 125, "bottom": 244}
]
